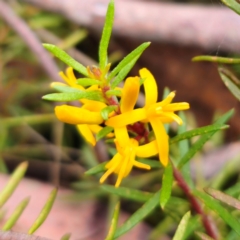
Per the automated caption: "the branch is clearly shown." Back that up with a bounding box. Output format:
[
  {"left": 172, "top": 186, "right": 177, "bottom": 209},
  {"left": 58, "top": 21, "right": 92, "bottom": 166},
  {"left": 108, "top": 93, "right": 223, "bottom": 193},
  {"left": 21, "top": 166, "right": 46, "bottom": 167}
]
[
  {"left": 173, "top": 165, "right": 218, "bottom": 239},
  {"left": 0, "top": 0, "right": 62, "bottom": 83},
  {"left": 21, "top": 0, "right": 240, "bottom": 53}
]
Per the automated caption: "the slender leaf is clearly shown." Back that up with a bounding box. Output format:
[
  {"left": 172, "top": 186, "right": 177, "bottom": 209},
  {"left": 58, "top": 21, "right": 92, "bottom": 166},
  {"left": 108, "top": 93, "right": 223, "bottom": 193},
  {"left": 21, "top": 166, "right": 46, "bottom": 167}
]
[
  {"left": 194, "top": 190, "right": 240, "bottom": 236},
  {"left": 2, "top": 197, "right": 30, "bottom": 231},
  {"left": 114, "top": 190, "right": 160, "bottom": 238},
  {"left": 177, "top": 111, "right": 193, "bottom": 188},
  {"left": 96, "top": 126, "right": 114, "bottom": 141},
  {"left": 77, "top": 78, "right": 100, "bottom": 87},
  {"left": 192, "top": 55, "right": 240, "bottom": 64},
  {"left": 100, "top": 106, "right": 117, "bottom": 120},
  {"left": 99, "top": 0, "right": 114, "bottom": 69},
  {"left": 205, "top": 187, "right": 240, "bottom": 210},
  {"left": 60, "top": 233, "right": 71, "bottom": 240},
  {"left": 0, "top": 162, "right": 28, "bottom": 208},
  {"left": 172, "top": 211, "right": 191, "bottom": 240},
  {"left": 163, "top": 88, "right": 171, "bottom": 133},
  {"left": 218, "top": 67, "right": 240, "bottom": 101},
  {"left": 170, "top": 124, "right": 229, "bottom": 145},
  {"left": 111, "top": 55, "right": 141, "bottom": 88},
  {"left": 43, "top": 91, "right": 104, "bottom": 102},
  {"left": 105, "top": 201, "right": 120, "bottom": 240},
  {"left": 43, "top": 44, "right": 88, "bottom": 76},
  {"left": 85, "top": 162, "right": 107, "bottom": 175},
  {"left": 51, "top": 84, "right": 83, "bottom": 93},
  {"left": 178, "top": 109, "right": 234, "bottom": 169},
  {"left": 195, "top": 232, "right": 215, "bottom": 240},
  {"left": 108, "top": 42, "right": 151, "bottom": 82},
  {"left": 28, "top": 188, "right": 57, "bottom": 234},
  {"left": 221, "top": 0, "right": 240, "bottom": 15},
  {"left": 101, "top": 185, "right": 153, "bottom": 203},
  {"left": 160, "top": 163, "right": 173, "bottom": 209}
]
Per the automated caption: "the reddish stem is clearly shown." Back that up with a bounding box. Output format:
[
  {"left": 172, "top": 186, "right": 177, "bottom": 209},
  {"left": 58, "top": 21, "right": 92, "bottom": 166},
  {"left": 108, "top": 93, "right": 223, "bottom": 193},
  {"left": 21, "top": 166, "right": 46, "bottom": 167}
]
[{"left": 172, "top": 165, "right": 218, "bottom": 239}]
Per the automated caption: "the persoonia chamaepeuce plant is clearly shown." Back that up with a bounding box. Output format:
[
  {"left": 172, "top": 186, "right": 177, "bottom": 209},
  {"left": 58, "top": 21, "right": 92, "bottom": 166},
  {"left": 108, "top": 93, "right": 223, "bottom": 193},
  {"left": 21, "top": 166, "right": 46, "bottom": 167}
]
[{"left": 42, "top": 0, "right": 240, "bottom": 239}]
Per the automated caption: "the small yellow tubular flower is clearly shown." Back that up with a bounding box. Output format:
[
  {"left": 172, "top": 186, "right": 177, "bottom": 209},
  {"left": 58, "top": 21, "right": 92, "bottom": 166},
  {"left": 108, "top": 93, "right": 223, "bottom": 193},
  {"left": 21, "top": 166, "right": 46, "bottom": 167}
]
[
  {"left": 55, "top": 105, "right": 104, "bottom": 125},
  {"left": 120, "top": 77, "right": 140, "bottom": 113},
  {"left": 59, "top": 67, "right": 84, "bottom": 90},
  {"left": 106, "top": 68, "right": 190, "bottom": 166},
  {"left": 140, "top": 68, "right": 158, "bottom": 108},
  {"left": 76, "top": 124, "right": 96, "bottom": 146},
  {"left": 100, "top": 127, "right": 151, "bottom": 187},
  {"left": 76, "top": 123, "right": 114, "bottom": 147}
]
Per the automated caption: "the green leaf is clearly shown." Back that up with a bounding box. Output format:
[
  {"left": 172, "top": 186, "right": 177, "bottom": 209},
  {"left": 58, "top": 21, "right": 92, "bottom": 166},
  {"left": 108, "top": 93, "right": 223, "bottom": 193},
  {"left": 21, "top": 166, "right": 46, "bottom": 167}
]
[
  {"left": 195, "top": 231, "right": 215, "bottom": 240},
  {"left": 96, "top": 126, "right": 114, "bottom": 141},
  {"left": 114, "top": 190, "right": 160, "bottom": 238},
  {"left": 193, "top": 189, "right": 240, "bottom": 236},
  {"left": 108, "top": 42, "right": 151, "bottom": 82},
  {"left": 218, "top": 67, "right": 240, "bottom": 101},
  {"left": 28, "top": 188, "right": 58, "bottom": 235},
  {"left": 221, "top": 0, "right": 240, "bottom": 15},
  {"left": 43, "top": 91, "right": 104, "bottom": 102},
  {"left": 170, "top": 124, "right": 229, "bottom": 145},
  {"left": 177, "top": 111, "right": 193, "bottom": 188},
  {"left": 77, "top": 78, "right": 100, "bottom": 87},
  {"left": 205, "top": 187, "right": 240, "bottom": 210},
  {"left": 162, "top": 88, "right": 171, "bottom": 133},
  {"left": 106, "top": 89, "right": 122, "bottom": 97},
  {"left": 99, "top": 0, "right": 114, "bottom": 69},
  {"left": 160, "top": 163, "right": 173, "bottom": 209},
  {"left": 85, "top": 162, "right": 107, "bottom": 175},
  {"left": 192, "top": 55, "right": 240, "bottom": 64},
  {"left": 101, "top": 185, "right": 153, "bottom": 203},
  {"left": 105, "top": 201, "right": 120, "bottom": 240},
  {"left": 43, "top": 44, "right": 88, "bottom": 76},
  {"left": 2, "top": 197, "right": 30, "bottom": 231},
  {"left": 172, "top": 211, "right": 191, "bottom": 240},
  {"left": 60, "top": 233, "right": 71, "bottom": 240},
  {"left": 0, "top": 162, "right": 28, "bottom": 208},
  {"left": 100, "top": 106, "right": 117, "bottom": 120},
  {"left": 177, "top": 109, "right": 234, "bottom": 169},
  {"left": 111, "top": 55, "right": 140, "bottom": 88},
  {"left": 50, "top": 84, "right": 104, "bottom": 102}
]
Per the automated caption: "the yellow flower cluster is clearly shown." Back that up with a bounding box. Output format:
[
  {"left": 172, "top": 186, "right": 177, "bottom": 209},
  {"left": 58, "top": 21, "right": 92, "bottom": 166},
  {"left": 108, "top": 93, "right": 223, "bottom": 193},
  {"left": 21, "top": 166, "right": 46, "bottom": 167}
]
[{"left": 52, "top": 67, "right": 189, "bottom": 187}]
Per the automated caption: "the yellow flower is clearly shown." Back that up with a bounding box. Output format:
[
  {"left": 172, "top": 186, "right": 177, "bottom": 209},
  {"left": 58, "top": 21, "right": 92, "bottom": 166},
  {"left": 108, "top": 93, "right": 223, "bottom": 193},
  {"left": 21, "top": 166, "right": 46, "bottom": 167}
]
[
  {"left": 53, "top": 67, "right": 114, "bottom": 146},
  {"left": 100, "top": 127, "right": 157, "bottom": 187},
  {"left": 54, "top": 99, "right": 111, "bottom": 145},
  {"left": 106, "top": 68, "right": 190, "bottom": 166}
]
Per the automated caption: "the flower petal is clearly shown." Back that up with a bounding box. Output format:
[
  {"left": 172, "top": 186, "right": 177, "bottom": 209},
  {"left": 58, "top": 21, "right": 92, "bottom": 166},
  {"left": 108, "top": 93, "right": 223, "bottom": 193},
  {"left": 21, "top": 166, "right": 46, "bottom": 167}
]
[
  {"left": 150, "top": 118, "right": 169, "bottom": 166},
  {"left": 115, "top": 154, "right": 129, "bottom": 187},
  {"left": 140, "top": 68, "right": 158, "bottom": 108},
  {"left": 76, "top": 124, "right": 96, "bottom": 146},
  {"left": 121, "top": 77, "right": 140, "bottom": 113},
  {"left": 114, "top": 127, "right": 130, "bottom": 147},
  {"left": 59, "top": 67, "right": 84, "bottom": 90},
  {"left": 157, "top": 91, "right": 175, "bottom": 107},
  {"left": 161, "top": 112, "right": 183, "bottom": 125},
  {"left": 82, "top": 101, "right": 107, "bottom": 111},
  {"left": 164, "top": 102, "right": 190, "bottom": 111},
  {"left": 136, "top": 140, "right": 159, "bottom": 158},
  {"left": 106, "top": 108, "right": 147, "bottom": 128},
  {"left": 100, "top": 154, "right": 121, "bottom": 184},
  {"left": 133, "top": 161, "right": 151, "bottom": 170},
  {"left": 55, "top": 105, "right": 104, "bottom": 125}
]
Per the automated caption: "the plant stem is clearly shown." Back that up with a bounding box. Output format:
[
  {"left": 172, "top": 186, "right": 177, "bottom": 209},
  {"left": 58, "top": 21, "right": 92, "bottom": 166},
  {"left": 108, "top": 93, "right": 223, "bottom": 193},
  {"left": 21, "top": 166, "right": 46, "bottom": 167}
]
[{"left": 172, "top": 164, "right": 218, "bottom": 239}]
